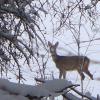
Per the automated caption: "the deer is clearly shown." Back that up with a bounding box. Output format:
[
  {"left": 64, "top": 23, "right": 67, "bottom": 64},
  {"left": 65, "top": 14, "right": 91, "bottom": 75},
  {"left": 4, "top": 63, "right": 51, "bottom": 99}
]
[{"left": 48, "top": 41, "right": 96, "bottom": 80}]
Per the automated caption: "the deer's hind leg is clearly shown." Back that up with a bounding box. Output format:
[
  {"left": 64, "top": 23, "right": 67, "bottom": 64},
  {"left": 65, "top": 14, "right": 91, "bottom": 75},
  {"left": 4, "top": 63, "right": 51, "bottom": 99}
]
[
  {"left": 84, "top": 70, "right": 93, "bottom": 80},
  {"left": 83, "top": 61, "right": 93, "bottom": 80},
  {"left": 78, "top": 70, "right": 85, "bottom": 80}
]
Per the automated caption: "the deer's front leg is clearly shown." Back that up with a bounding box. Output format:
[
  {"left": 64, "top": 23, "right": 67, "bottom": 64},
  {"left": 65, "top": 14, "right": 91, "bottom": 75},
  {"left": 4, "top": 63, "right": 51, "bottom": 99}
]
[
  {"left": 59, "top": 70, "right": 66, "bottom": 79},
  {"left": 59, "top": 70, "right": 63, "bottom": 79},
  {"left": 63, "top": 71, "right": 66, "bottom": 79}
]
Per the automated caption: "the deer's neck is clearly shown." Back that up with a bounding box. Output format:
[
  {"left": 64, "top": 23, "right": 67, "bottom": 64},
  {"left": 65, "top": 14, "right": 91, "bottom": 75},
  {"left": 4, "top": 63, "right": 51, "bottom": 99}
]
[{"left": 51, "top": 52, "right": 58, "bottom": 62}]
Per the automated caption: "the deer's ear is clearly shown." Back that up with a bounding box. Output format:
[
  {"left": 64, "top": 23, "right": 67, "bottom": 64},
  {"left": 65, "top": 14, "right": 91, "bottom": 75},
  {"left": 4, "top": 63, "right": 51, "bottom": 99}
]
[
  {"left": 48, "top": 41, "right": 52, "bottom": 46},
  {"left": 55, "top": 42, "right": 59, "bottom": 47}
]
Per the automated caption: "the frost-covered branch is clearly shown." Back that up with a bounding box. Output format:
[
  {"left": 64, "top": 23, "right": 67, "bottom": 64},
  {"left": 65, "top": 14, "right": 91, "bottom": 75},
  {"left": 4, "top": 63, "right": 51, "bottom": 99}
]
[
  {"left": 0, "top": 78, "right": 98, "bottom": 100},
  {"left": 0, "top": 0, "right": 48, "bottom": 81}
]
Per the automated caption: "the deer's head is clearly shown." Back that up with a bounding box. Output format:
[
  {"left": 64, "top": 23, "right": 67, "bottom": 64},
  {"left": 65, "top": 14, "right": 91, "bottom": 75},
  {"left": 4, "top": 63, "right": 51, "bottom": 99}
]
[{"left": 48, "top": 41, "right": 59, "bottom": 55}]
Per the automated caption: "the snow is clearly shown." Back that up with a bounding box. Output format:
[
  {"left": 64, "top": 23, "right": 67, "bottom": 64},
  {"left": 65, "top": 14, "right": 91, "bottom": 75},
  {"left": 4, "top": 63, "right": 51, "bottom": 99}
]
[
  {"left": 0, "top": 93, "right": 29, "bottom": 100},
  {"left": 1, "top": 2, "right": 100, "bottom": 100},
  {"left": 0, "top": 78, "right": 51, "bottom": 98},
  {"left": 0, "top": 77, "right": 98, "bottom": 100},
  {"left": 0, "top": 78, "right": 79, "bottom": 100},
  {"left": 42, "top": 79, "right": 73, "bottom": 93}
]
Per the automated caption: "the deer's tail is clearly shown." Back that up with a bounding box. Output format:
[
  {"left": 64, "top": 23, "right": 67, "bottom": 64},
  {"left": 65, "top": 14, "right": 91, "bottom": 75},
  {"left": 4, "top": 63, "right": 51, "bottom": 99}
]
[{"left": 90, "top": 59, "right": 100, "bottom": 64}]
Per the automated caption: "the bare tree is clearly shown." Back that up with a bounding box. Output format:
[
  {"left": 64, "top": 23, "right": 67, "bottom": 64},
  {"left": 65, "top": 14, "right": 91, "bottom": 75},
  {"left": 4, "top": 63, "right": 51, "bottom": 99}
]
[
  {"left": 0, "top": 0, "right": 48, "bottom": 83},
  {"left": 0, "top": 0, "right": 100, "bottom": 99}
]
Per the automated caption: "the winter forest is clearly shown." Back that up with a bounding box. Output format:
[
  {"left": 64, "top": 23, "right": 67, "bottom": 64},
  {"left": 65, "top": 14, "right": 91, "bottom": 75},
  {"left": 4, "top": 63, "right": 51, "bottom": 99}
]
[{"left": 0, "top": 0, "right": 100, "bottom": 100}]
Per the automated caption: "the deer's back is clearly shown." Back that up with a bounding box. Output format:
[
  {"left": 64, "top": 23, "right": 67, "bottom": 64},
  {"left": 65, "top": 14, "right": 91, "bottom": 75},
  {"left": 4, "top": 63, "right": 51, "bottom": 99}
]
[{"left": 54, "top": 56, "right": 90, "bottom": 71}]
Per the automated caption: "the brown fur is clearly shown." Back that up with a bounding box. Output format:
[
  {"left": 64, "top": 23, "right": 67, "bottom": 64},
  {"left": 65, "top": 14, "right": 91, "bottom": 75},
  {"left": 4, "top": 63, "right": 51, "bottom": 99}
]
[{"left": 48, "top": 41, "right": 93, "bottom": 80}]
